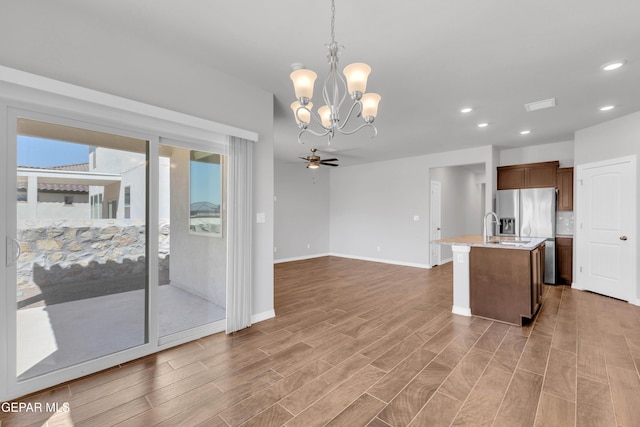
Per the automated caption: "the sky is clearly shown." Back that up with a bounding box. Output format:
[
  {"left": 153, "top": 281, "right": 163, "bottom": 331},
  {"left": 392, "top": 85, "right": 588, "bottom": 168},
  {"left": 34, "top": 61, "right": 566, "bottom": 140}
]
[
  {"left": 17, "top": 136, "right": 89, "bottom": 167},
  {"left": 190, "top": 161, "right": 221, "bottom": 205}
]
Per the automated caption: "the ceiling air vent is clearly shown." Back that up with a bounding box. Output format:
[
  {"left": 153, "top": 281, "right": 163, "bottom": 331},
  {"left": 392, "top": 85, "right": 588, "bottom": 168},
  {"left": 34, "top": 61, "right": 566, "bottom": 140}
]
[{"left": 524, "top": 98, "right": 557, "bottom": 112}]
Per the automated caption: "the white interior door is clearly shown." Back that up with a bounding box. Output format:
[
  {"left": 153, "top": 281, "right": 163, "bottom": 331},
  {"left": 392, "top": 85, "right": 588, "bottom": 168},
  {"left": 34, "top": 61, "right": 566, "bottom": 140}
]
[
  {"left": 430, "top": 180, "right": 442, "bottom": 266},
  {"left": 576, "top": 156, "right": 636, "bottom": 301}
]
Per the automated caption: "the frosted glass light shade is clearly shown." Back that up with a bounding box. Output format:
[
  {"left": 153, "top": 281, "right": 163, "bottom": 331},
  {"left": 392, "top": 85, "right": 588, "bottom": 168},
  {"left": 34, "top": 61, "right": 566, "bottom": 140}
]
[
  {"left": 290, "top": 69, "right": 317, "bottom": 100},
  {"left": 343, "top": 63, "right": 371, "bottom": 94},
  {"left": 291, "top": 101, "right": 313, "bottom": 124},
  {"left": 318, "top": 105, "right": 332, "bottom": 128},
  {"left": 361, "top": 93, "right": 381, "bottom": 118}
]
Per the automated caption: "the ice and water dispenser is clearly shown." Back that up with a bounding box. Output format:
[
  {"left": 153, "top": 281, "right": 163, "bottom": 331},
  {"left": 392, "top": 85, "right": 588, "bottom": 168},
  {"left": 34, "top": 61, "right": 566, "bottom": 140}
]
[{"left": 499, "top": 217, "right": 516, "bottom": 235}]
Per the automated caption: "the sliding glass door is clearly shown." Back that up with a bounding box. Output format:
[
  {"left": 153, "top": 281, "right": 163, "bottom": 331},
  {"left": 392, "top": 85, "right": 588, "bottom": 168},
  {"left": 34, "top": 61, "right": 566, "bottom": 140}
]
[
  {"left": 157, "top": 142, "right": 227, "bottom": 340},
  {"left": 4, "top": 110, "right": 231, "bottom": 400},
  {"left": 11, "top": 116, "right": 150, "bottom": 381}
]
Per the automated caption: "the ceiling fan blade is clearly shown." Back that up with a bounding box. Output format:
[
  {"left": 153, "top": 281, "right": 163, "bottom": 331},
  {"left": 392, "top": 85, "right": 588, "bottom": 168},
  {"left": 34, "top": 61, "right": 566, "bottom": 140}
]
[
  {"left": 320, "top": 158, "right": 338, "bottom": 162},
  {"left": 322, "top": 163, "right": 339, "bottom": 167},
  {"left": 299, "top": 157, "right": 310, "bottom": 161}
]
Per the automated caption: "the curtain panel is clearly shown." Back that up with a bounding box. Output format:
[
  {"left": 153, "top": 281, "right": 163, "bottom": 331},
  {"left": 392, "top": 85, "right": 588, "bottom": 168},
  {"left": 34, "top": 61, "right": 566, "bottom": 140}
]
[{"left": 226, "top": 136, "right": 253, "bottom": 333}]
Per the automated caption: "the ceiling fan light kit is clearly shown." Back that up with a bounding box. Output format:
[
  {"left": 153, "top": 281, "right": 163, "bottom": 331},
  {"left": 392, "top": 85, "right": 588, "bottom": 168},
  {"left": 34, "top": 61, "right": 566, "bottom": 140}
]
[
  {"left": 289, "top": 0, "right": 381, "bottom": 145},
  {"left": 299, "top": 148, "right": 339, "bottom": 169}
]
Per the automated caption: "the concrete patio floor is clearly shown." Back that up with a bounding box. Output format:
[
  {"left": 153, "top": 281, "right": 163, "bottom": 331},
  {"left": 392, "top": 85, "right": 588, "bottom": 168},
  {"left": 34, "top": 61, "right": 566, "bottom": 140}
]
[{"left": 16, "top": 285, "right": 225, "bottom": 380}]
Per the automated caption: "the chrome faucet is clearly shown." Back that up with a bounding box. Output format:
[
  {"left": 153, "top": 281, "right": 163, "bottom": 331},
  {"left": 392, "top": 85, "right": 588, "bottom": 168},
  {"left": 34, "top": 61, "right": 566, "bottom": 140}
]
[{"left": 484, "top": 211, "right": 499, "bottom": 243}]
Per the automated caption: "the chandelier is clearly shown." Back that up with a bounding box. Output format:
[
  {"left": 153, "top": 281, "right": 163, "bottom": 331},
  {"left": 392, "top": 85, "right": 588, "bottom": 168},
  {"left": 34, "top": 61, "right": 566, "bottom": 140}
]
[{"left": 290, "top": 0, "right": 381, "bottom": 145}]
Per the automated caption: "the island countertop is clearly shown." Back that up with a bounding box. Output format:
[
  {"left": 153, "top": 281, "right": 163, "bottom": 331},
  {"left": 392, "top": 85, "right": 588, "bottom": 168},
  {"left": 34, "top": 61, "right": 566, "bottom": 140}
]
[{"left": 434, "top": 235, "right": 546, "bottom": 250}]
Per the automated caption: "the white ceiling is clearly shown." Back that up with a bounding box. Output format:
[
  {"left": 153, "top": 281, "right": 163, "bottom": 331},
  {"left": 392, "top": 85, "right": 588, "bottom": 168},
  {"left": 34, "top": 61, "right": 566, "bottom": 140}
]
[{"left": 54, "top": 0, "right": 640, "bottom": 166}]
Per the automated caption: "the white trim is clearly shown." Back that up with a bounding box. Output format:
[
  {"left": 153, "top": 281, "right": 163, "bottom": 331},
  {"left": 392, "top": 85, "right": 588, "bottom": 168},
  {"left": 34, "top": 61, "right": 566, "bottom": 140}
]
[
  {"left": 452, "top": 306, "right": 472, "bottom": 317},
  {"left": 629, "top": 299, "right": 640, "bottom": 307},
  {"left": 274, "top": 253, "right": 331, "bottom": 264},
  {"left": 274, "top": 253, "right": 432, "bottom": 269},
  {"left": 571, "top": 281, "right": 583, "bottom": 290},
  {"left": 438, "top": 257, "right": 453, "bottom": 265},
  {"left": 329, "top": 253, "right": 432, "bottom": 269},
  {"left": 251, "top": 309, "right": 276, "bottom": 324}
]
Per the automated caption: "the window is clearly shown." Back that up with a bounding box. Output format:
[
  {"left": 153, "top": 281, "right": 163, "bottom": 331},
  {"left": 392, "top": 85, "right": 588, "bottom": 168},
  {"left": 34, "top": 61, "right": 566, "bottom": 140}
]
[
  {"left": 124, "top": 186, "right": 131, "bottom": 219},
  {"left": 189, "top": 150, "right": 223, "bottom": 236},
  {"left": 64, "top": 196, "right": 74, "bottom": 205}
]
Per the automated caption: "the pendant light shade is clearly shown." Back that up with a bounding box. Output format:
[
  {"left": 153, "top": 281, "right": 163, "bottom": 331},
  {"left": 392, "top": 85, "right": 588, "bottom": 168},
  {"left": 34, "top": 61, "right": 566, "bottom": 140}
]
[
  {"left": 291, "top": 101, "right": 313, "bottom": 125},
  {"left": 361, "top": 93, "right": 381, "bottom": 120},
  {"left": 343, "top": 63, "right": 371, "bottom": 96},
  {"left": 318, "top": 105, "right": 332, "bottom": 128},
  {"left": 290, "top": 69, "right": 317, "bottom": 101}
]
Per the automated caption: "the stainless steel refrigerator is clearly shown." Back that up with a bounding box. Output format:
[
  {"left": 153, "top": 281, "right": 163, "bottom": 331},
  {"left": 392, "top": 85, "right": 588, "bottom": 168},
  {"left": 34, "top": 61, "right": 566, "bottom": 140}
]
[{"left": 496, "top": 188, "right": 557, "bottom": 284}]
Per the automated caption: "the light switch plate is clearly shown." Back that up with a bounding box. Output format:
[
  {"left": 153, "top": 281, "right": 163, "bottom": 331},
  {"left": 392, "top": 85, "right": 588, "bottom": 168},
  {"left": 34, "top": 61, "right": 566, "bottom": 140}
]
[{"left": 256, "top": 212, "right": 266, "bottom": 223}]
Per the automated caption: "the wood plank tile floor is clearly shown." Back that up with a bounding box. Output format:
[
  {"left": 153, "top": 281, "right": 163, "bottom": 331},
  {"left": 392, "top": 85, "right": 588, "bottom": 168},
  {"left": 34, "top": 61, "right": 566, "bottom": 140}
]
[{"left": 3, "top": 256, "right": 640, "bottom": 426}]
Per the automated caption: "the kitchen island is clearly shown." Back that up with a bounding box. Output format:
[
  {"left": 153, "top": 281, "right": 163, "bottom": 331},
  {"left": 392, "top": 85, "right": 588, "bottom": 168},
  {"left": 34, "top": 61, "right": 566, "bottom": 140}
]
[{"left": 436, "top": 235, "right": 546, "bottom": 325}]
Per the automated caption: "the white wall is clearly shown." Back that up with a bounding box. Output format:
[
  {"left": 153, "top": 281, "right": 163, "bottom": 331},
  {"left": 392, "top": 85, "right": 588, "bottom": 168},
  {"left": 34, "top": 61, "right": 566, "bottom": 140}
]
[
  {"left": 499, "top": 140, "right": 575, "bottom": 167},
  {"left": 574, "top": 110, "right": 640, "bottom": 302},
  {"left": 329, "top": 145, "right": 497, "bottom": 267},
  {"left": 0, "top": 1, "right": 274, "bottom": 319},
  {"left": 431, "top": 166, "right": 484, "bottom": 262},
  {"left": 274, "top": 162, "right": 330, "bottom": 261}
]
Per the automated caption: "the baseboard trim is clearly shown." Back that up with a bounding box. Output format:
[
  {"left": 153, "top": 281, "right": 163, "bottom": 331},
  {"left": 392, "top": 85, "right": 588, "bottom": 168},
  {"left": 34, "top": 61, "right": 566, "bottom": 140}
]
[
  {"left": 251, "top": 309, "right": 276, "bottom": 324},
  {"left": 329, "top": 253, "right": 432, "bottom": 269},
  {"left": 629, "top": 298, "right": 640, "bottom": 307},
  {"left": 452, "top": 306, "right": 472, "bottom": 317},
  {"left": 274, "top": 253, "right": 331, "bottom": 264}
]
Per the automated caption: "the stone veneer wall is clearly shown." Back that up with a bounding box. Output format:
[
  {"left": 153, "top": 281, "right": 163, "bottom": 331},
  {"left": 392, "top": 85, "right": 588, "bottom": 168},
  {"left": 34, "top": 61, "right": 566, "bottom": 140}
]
[{"left": 16, "top": 219, "right": 170, "bottom": 292}]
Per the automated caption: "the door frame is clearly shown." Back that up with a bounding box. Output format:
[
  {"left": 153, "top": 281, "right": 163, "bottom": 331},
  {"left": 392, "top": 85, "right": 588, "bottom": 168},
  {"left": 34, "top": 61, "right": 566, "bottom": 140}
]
[
  {"left": 430, "top": 180, "right": 442, "bottom": 266},
  {"left": 0, "top": 70, "right": 255, "bottom": 401},
  {"left": 574, "top": 155, "right": 637, "bottom": 304}
]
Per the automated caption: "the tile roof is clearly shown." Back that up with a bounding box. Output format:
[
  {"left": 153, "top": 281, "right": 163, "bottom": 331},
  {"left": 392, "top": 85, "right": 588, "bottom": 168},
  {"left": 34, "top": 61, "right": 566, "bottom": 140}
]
[{"left": 17, "top": 163, "right": 90, "bottom": 193}]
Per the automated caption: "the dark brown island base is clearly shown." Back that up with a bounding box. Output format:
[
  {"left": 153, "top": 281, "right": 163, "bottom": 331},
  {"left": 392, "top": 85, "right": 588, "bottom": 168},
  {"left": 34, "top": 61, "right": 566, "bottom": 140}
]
[
  {"left": 435, "top": 235, "right": 546, "bottom": 326},
  {"left": 470, "top": 243, "right": 544, "bottom": 325}
]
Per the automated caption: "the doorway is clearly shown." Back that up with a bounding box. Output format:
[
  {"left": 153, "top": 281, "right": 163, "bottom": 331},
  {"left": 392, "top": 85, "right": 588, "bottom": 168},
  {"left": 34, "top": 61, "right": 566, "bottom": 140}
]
[{"left": 576, "top": 155, "right": 637, "bottom": 301}]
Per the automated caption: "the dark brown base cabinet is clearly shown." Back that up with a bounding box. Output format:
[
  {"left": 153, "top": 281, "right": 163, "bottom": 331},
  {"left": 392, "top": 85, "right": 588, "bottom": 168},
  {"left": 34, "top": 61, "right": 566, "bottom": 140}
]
[
  {"left": 556, "top": 237, "right": 573, "bottom": 285},
  {"left": 469, "top": 245, "right": 544, "bottom": 325}
]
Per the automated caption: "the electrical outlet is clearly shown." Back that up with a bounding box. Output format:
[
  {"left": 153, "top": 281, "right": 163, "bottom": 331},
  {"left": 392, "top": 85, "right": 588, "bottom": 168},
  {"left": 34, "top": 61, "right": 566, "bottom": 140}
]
[
  {"left": 377, "top": 246, "right": 381, "bottom": 252},
  {"left": 307, "top": 243, "right": 311, "bottom": 249},
  {"left": 274, "top": 246, "right": 277, "bottom": 253},
  {"left": 413, "top": 215, "right": 420, "bottom": 221}
]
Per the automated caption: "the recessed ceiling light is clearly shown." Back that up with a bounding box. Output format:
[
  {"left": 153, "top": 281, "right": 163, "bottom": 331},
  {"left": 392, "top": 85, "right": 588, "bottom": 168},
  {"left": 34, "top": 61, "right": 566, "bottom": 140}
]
[
  {"left": 477, "top": 122, "right": 489, "bottom": 128},
  {"left": 520, "top": 130, "right": 531, "bottom": 135},
  {"left": 601, "top": 60, "right": 627, "bottom": 71},
  {"left": 460, "top": 107, "right": 473, "bottom": 113},
  {"left": 600, "top": 105, "right": 615, "bottom": 111}
]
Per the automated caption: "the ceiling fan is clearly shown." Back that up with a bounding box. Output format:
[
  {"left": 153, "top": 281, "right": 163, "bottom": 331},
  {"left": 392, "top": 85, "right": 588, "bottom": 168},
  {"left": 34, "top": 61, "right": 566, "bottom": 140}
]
[{"left": 299, "top": 148, "right": 339, "bottom": 169}]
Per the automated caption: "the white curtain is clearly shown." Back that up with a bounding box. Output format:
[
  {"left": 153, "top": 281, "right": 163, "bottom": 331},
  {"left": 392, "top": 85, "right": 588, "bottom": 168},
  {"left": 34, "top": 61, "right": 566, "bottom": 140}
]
[{"left": 226, "top": 136, "right": 253, "bottom": 333}]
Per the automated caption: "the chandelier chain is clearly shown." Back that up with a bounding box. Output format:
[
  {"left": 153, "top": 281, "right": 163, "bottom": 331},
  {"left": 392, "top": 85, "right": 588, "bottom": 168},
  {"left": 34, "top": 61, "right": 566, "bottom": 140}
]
[{"left": 330, "top": 0, "right": 336, "bottom": 45}]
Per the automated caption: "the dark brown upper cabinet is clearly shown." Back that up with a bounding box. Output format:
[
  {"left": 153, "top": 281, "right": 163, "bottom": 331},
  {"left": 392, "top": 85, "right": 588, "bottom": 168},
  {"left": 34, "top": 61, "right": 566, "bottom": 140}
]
[
  {"left": 497, "top": 161, "right": 559, "bottom": 190},
  {"left": 557, "top": 167, "right": 574, "bottom": 211}
]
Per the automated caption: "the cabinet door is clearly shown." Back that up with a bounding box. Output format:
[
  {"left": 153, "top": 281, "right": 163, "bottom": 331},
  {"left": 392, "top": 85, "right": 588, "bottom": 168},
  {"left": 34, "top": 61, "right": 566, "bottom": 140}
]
[
  {"left": 557, "top": 168, "right": 574, "bottom": 211},
  {"left": 530, "top": 247, "right": 542, "bottom": 314},
  {"left": 524, "top": 163, "right": 558, "bottom": 188},
  {"left": 556, "top": 237, "right": 573, "bottom": 285},
  {"left": 497, "top": 167, "right": 525, "bottom": 190}
]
